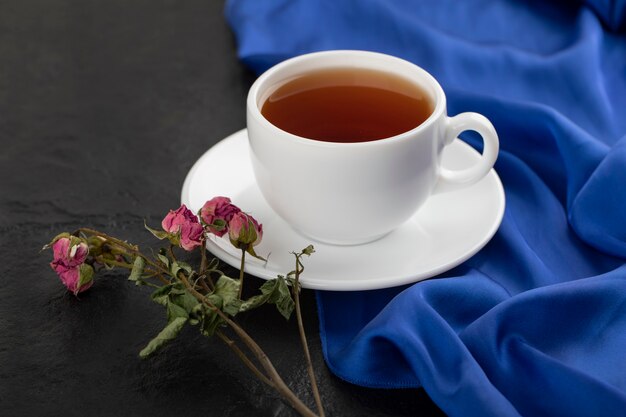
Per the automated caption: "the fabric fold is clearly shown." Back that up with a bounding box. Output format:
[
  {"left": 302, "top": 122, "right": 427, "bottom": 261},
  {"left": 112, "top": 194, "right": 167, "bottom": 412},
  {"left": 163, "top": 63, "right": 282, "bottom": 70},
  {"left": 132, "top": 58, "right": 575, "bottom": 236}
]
[{"left": 570, "top": 136, "right": 626, "bottom": 257}]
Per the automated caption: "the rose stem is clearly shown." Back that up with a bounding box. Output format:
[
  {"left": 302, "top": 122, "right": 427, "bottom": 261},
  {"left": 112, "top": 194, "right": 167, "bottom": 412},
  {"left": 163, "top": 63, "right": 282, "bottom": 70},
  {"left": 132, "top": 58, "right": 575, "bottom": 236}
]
[
  {"left": 216, "top": 330, "right": 273, "bottom": 387},
  {"left": 199, "top": 238, "right": 215, "bottom": 291},
  {"left": 238, "top": 247, "right": 246, "bottom": 299},
  {"left": 178, "top": 273, "right": 319, "bottom": 417},
  {"left": 78, "top": 228, "right": 169, "bottom": 275},
  {"left": 293, "top": 255, "right": 325, "bottom": 417},
  {"left": 94, "top": 256, "right": 169, "bottom": 285}
]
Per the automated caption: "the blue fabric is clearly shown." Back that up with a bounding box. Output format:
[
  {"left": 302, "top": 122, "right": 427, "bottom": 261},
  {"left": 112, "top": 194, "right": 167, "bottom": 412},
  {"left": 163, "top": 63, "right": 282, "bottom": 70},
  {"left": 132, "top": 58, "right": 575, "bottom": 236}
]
[{"left": 225, "top": 1, "right": 626, "bottom": 416}]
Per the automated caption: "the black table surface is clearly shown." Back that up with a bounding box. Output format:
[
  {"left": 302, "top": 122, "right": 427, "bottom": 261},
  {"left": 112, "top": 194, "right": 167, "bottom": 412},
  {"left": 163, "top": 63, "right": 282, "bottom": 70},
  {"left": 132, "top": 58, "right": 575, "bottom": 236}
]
[{"left": 0, "top": 1, "right": 445, "bottom": 416}]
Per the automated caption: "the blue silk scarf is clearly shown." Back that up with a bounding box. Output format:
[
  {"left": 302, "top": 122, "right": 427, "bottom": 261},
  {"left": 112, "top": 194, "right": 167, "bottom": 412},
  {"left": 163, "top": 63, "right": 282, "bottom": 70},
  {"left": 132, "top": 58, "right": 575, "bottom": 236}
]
[{"left": 226, "top": 1, "right": 626, "bottom": 415}]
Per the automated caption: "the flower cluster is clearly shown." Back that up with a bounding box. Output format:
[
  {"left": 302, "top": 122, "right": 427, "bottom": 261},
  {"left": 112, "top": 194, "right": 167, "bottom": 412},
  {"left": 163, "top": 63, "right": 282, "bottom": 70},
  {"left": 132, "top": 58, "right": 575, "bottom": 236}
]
[
  {"left": 200, "top": 196, "right": 263, "bottom": 249},
  {"left": 161, "top": 196, "right": 263, "bottom": 257},
  {"left": 47, "top": 196, "right": 263, "bottom": 295},
  {"left": 44, "top": 196, "right": 322, "bottom": 416},
  {"left": 200, "top": 196, "right": 241, "bottom": 237},
  {"left": 48, "top": 234, "right": 94, "bottom": 295}
]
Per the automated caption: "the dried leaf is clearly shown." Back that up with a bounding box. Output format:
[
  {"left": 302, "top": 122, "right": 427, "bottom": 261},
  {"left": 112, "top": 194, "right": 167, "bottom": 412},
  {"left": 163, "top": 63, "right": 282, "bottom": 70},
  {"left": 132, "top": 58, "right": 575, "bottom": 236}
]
[
  {"left": 144, "top": 221, "right": 169, "bottom": 240},
  {"left": 150, "top": 284, "right": 173, "bottom": 306},
  {"left": 127, "top": 256, "right": 146, "bottom": 285},
  {"left": 139, "top": 317, "right": 187, "bottom": 358},
  {"left": 212, "top": 275, "right": 241, "bottom": 316}
]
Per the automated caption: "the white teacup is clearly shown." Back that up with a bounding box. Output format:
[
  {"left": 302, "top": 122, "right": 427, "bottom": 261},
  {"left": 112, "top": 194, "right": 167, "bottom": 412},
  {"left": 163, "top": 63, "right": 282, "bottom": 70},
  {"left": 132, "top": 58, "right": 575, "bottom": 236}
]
[{"left": 247, "top": 50, "right": 499, "bottom": 245}]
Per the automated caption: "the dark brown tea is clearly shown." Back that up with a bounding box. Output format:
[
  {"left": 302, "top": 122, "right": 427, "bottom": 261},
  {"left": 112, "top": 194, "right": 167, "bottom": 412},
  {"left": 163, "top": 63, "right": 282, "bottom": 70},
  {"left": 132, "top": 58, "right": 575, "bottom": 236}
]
[{"left": 261, "top": 68, "right": 433, "bottom": 143}]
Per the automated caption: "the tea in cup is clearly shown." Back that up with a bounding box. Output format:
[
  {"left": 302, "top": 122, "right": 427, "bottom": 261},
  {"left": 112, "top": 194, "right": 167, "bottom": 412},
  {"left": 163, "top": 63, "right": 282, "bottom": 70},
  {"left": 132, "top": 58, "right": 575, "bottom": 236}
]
[{"left": 247, "top": 50, "right": 499, "bottom": 245}]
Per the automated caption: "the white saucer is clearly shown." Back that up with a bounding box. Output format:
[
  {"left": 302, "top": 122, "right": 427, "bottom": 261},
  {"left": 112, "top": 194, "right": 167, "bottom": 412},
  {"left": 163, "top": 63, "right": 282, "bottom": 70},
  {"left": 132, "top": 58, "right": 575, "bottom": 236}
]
[{"left": 181, "top": 129, "right": 505, "bottom": 291}]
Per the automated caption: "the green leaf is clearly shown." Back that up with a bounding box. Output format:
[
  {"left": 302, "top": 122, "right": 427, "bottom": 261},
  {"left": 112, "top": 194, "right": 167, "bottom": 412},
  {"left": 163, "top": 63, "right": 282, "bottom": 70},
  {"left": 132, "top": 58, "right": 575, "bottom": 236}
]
[
  {"left": 239, "top": 278, "right": 277, "bottom": 312},
  {"left": 286, "top": 276, "right": 298, "bottom": 290},
  {"left": 127, "top": 256, "right": 146, "bottom": 285},
  {"left": 77, "top": 264, "right": 94, "bottom": 289},
  {"left": 272, "top": 277, "right": 295, "bottom": 320},
  {"left": 246, "top": 245, "right": 267, "bottom": 261},
  {"left": 197, "top": 299, "right": 223, "bottom": 337},
  {"left": 170, "top": 290, "right": 199, "bottom": 315},
  {"left": 150, "top": 284, "right": 173, "bottom": 306},
  {"left": 156, "top": 249, "right": 170, "bottom": 269},
  {"left": 190, "top": 276, "right": 241, "bottom": 335},
  {"left": 200, "top": 310, "right": 223, "bottom": 337},
  {"left": 213, "top": 275, "right": 241, "bottom": 316},
  {"left": 188, "top": 303, "right": 206, "bottom": 325},
  {"left": 167, "top": 300, "right": 189, "bottom": 322},
  {"left": 139, "top": 317, "right": 187, "bottom": 358},
  {"left": 170, "top": 260, "right": 193, "bottom": 278},
  {"left": 239, "top": 277, "right": 294, "bottom": 319},
  {"left": 206, "top": 293, "right": 223, "bottom": 309},
  {"left": 239, "top": 293, "right": 269, "bottom": 313},
  {"left": 144, "top": 221, "right": 170, "bottom": 240}
]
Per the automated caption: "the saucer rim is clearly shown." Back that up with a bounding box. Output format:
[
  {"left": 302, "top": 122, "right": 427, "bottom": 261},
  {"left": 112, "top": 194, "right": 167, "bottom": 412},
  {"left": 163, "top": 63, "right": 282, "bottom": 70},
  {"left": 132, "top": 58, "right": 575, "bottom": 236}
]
[{"left": 181, "top": 129, "right": 505, "bottom": 291}]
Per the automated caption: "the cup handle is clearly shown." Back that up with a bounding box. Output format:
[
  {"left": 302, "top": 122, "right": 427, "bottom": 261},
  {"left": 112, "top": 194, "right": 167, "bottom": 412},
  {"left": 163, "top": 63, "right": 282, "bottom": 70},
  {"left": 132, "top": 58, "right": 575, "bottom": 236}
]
[{"left": 433, "top": 112, "right": 499, "bottom": 194}]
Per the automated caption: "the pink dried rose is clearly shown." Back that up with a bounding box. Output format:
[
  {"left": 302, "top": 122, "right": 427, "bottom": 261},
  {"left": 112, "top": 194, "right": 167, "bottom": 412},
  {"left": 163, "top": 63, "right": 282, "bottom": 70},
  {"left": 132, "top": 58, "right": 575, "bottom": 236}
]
[
  {"left": 53, "top": 264, "right": 94, "bottom": 295},
  {"left": 200, "top": 196, "right": 241, "bottom": 237},
  {"left": 161, "top": 204, "right": 204, "bottom": 251},
  {"left": 51, "top": 235, "right": 89, "bottom": 266},
  {"left": 178, "top": 221, "right": 204, "bottom": 251},
  {"left": 229, "top": 212, "right": 263, "bottom": 254},
  {"left": 162, "top": 205, "right": 198, "bottom": 233},
  {"left": 49, "top": 235, "right": 94, "bottom": 295}
]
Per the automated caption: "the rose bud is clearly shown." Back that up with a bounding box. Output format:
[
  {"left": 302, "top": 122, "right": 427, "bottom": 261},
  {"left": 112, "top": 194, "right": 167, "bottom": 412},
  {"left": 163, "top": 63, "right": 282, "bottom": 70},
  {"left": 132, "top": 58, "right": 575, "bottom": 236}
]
[
  {"left": 228, "top": 212, "right": 264, "bottom": 259},
  {"left": 200, "top": 196, "right": 241, "bottom": 237},
  {"left": 53, "top": 263, "right": 95, "bottom": 295},
  {"left": 50, "top": 235, "right": 89, "bottom": 268},
  {"left": 49, "top": 235, "right": 94, "bottom": 295}
]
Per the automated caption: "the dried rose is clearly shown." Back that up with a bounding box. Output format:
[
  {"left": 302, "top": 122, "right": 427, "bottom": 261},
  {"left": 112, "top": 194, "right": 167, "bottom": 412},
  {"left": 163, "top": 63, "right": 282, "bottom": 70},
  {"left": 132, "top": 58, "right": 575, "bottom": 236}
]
[
  {"left": 49, "top": 235, "right": 94, "bottom": 295},
  {"left": 179, "top": 220, "right": 204, "bottom": 251},
  {"left": 228, "top": 212, "right": 264, "bottom": 259},
  {"left": 53, "top": 263, "right": 94, "bottom": 295},
  {"left": 51, "top": 235, "right": 89, "bottom": 267},
  {"left": 200, "top": 196, "right": 241, "bottom": 237},
  {"left": 162, "top": 205, "right": 198, "bottom": 233},
  {"left": 161, "top": 204, "right": 204, "bottom": 251}
]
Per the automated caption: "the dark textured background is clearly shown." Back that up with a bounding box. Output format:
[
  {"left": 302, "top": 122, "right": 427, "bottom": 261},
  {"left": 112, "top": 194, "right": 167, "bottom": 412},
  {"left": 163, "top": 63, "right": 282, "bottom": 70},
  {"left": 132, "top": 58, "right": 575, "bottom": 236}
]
[{"left": 0, "top": 1, "right": 445, "bottom": 415}]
